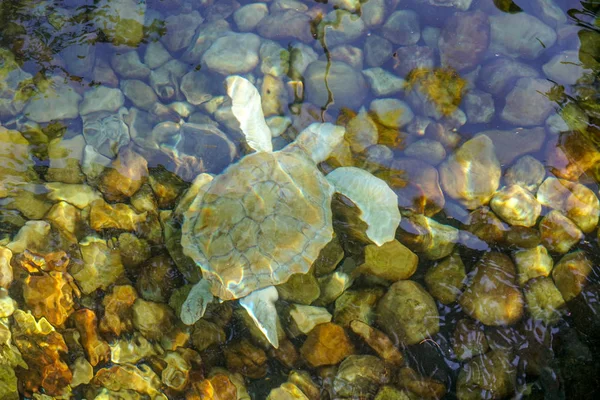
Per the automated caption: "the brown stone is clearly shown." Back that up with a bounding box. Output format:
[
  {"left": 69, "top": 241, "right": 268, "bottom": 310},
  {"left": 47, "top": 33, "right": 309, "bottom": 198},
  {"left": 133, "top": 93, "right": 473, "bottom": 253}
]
[
  {"left": 72, "top": 308, "right": 111, "bottom": 366},
  {"left": 23, "top": 271, "right": 79, "bottom": 327},
  {"left": 300, "top": 322, "right": 355, "bottom": 367},
  {"left": 398, "top": 367, "right": 446, "bottom": 399},
  {"left": 350, "top": 320, "right": 404, "bottom": 366},
  {"left": 89, "top": 199, "right": 147, "bottom": 231},
  {"left": 224, "top": 339, "right": 268, "bottom": 379},
  {"left": 187, "top": 373, "right": 238, "bottom": 400},
  {"left": 98, "top": 147, "right": 148, "bottom": 201},
  {"left": 100, "top": 285, "right": 138, "bottom": 336},
  {"left": 360, "top": 239, "right": 418, "bottom": 281}
]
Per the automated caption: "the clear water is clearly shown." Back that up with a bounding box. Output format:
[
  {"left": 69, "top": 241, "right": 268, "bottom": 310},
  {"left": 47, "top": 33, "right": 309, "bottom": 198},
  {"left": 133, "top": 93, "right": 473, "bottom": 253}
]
[{"left": 0, "top": 0, "right": 600, "bottom": 399}]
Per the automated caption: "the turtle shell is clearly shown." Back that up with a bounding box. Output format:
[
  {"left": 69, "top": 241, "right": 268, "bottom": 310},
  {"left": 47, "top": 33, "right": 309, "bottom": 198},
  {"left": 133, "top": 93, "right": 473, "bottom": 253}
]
[{"left": 182, "top": 150, "right": 334, "bottom": 301}]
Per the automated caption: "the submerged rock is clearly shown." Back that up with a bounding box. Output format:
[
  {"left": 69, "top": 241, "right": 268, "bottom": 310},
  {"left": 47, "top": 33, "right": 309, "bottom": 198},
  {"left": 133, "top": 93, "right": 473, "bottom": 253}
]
[
  {"left": 376, "top": 280, "right": 439, "bottom": 345},
  {"left": 359, "top": 240, "right": 418, "bottom": 281},
  {"left": 300, "top": 322, "right": 354, "bottom": 367},
  {"left": 93, "top": 0, "right": 145, "bottom": 47},
  {"left": 424, "top": 250, "right": 466, "bottom": 304},
  {"left": 349, "top": 320, "right": 404, "bottom": 366},
  {"left": 504, "top": 155, "right": 546, "bottom": 192},
  {"left": 539, "top": 210, "right": 583, "bottom": 254},
  {"left": 23, "top": 76, "right": 82, "bottom": 123},
  {"left": 334, "top": 355, "right": 389, "bottom": 398},
  {"left": 382, "top": 10, "right": 420, "bottom": 45},
  {"left": 501, "top": 78, "right": 556, "bottom": 126},
  {"left": 489, "top": 13, "right": 556, "bottom": 59},
  {"left": 490, "top": 185, "right": 541, "bottom": 227},
  {"left": 304, "top": 61, "right": 367, "bottom": 109},
  {"left": 459, "top": 252, "right": 524, "bottom": 326},
  {"left": 453, "top": 319, "right": 489, "bottom": 361},
  {"left": 552, "top": 251, "right": 592, "bottom": 302},
  {"left": 319, "top": 10, "right": 366, "bottom": 47},
  {"left": 513, "top": 245, "right": 553, "bottom": 286},
  {"left": 439, "top": 135, "right": 500, "bottom": 209},
  {"left": 457, "top": 350, "right": 516, "bottom": 399},
  {"left": 524, "top": 277, "right": 566, "bottom": 324},
  {"left": 72, "top": 236, "right": 124, "bottom": 294},
  {"left": 202, "top": 33, "right": 261, "bottom": 75},
  {"left": 439, "top": 11, "right": 489, "bottom": 71}
]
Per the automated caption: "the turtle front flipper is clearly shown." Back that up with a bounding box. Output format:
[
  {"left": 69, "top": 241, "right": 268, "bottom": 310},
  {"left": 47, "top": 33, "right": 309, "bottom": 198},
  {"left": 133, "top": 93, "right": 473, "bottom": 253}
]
[
  {"left": 239, "top": 285, "right": 280, "bottom": 348},
  {"left": 226, "top": 75, "right": 273, "bottom": 153},
  {"left": 181, "top": 279, "right": 214, "bottom": 325},
  {"left": 326, "top": 167, "right": 401, "bottom": 246}
]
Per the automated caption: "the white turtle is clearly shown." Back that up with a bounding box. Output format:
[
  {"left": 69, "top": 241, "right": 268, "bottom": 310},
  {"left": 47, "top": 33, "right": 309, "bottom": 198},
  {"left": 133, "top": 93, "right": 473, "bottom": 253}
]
[{"left": 179, "top": 76, "right": 401, "bottom": 347}]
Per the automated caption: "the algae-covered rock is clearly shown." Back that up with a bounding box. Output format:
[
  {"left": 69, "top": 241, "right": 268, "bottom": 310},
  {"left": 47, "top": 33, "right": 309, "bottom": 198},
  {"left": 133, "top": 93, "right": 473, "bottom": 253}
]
[
  {"left": 424, "top": 250, "right": 466, "bottom": 304},
  {"left": 99, "top": 284, "right": 138, "bottom": 336},
  {"left": 397, "top": 367, "right": 447, "bottom": 399},
  {"left": 359, "top": 240, "right": 418, "bottom": 281},
  {"left": 457, "top": 350, "right": 516, "bottom": 399},
  {"left": 132, "top": 299, "right": 176, "bottom": 341},
  {"left": 334, "top": 355, "right": 389, "bottom": 398},
  {"left": 93, "top": 0, "right": 146, "bottom": 47},
  {"left": 0, "top": 127, "right": 36, "bottom": 199},
  {"left": 513, "top": 245, "right": 553, "bottom": 286},
  {"left": 452, "top": 319, "right": 489, "bottom": 361},
  {"left": 459, "top": 252, "right": 524, "bottom": 326},
  {"left": 277, "top": 271, "right": 321, "bottom": 305},
  {"left": 552, "top": 251, "right": 592, "bottom": 302},
  {"left": 224, "top": 339, "right": 268, "bottom": 379},
  {"left": 92, "top": 363, "right": 167, "bottom": 399},
  {"left": 304, "top": 61, "right": 367, "bottom": 109},
  {"left": 376, "top": 280, "right": 439, "bottom": 345},
  {"left": 539, "top": 210, "right": 583, "bottom": 254},
  {"left": 334, "top": 288, "right": 383, "bottom": 328},
  {"left": 72, "top": 236, "right": 124, "bottom": 294},
  {"left": 524, "top": 277, "right": 566, "bottom": 324}
]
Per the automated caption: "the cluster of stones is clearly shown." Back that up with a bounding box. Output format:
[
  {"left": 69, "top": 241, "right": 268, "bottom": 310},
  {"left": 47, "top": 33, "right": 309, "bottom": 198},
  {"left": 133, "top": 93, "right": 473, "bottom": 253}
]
[{"left": 0, "top": 0, "right": 599, "bottom": 399}]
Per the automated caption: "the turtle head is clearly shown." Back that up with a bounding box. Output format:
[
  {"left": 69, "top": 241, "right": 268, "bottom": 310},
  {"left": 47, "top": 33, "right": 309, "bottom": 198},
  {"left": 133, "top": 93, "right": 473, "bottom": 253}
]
[{"left": 284, "top": 123, "right": 345, "bottom": 164}]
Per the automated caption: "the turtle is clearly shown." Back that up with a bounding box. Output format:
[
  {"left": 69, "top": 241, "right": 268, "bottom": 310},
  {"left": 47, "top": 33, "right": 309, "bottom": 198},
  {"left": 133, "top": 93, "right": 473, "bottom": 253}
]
[{"left": 179, "top": 76, "right": 401, "bottom": 348}]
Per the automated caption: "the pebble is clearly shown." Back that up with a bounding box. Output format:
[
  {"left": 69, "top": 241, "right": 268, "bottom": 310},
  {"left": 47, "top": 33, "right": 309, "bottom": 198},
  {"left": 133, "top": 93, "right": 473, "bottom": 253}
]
[
  {"left": 504, "top": 155, "right": 546, "bottom": 192},
  {"left": 490, "top": 185, "right": 541, "bottom": 227},
  {"left": 79, "top": 85, "right": 124, "bottom": 115},
  {"left": 513, "top": 245, "right": 554, "bottom": 286},
  {"left": 382, "top": 10, "right": 420, "bottom": 45},
  {"left": 439, "top": 135, "right": 500, "bottom": 209},
  {"left": 501, "top": 78, "right": 557, "bottom": 126},
  {"left": 452, "top": 319, "right": 489, "bottom": 361},
  {"left": 304, "top": 61, "right": 367, "bottom": 109},
  {"left": 350, "top": 320, "right": 404, "bottom": 365},
  {"left": 552, "top": 251, "right": 592, "bottom": 302},
  {"left": 459, "top": 252, "right": 524, "bottom": 326},
  {"left": 300, "top": 322, "right": 354, "bottom": 367},
  {"left": 359, "top": 240, "right": 418, "bottom": 281},
  {"left": 439, "top": 11, "right": 489, "bottom": 71},
  {"left": 424, "top": 251, "right": 466, "bottom": 304},
  {"left": 369, "top": 98, "right": 414, "bottom": 129},
  {"left": 489, "top": 13, "right": 557, "bottom": 59},
  {"left": 161, "top": 11, "right": 204, "bottom": 52},
  {"left": 392, "top": 45, "right": 435, "bottom": 78},
  {"left": 376, "top": 280, "right": 440, "bottom": 345},
  {"left": 478, "top": 57, "right": 539, "bottom": 95},
  {"left": 362, "top": 68, "right": 406, "bottom": 96},
  {"left": 464, "top": 89, "right": 495, "bottom": 124},
  {"left": 319, "top": 10, "right": 366, "bottom": 47},
  {"left": 23, "top": 77, "right": 81, "bottom": 123},
  {"left": 524, "top": 277, "right": 566, "bottom": 324},
  {"left": 364, "top": 35, "right": 392, "bottom": 67},
  {"left": 289, "top": 305, "right": 332, "bottom": 335},
  {"left": 539, "top": 210, "right": 583, "bottom": 254},
  {"left": 202, "top": 33, "right": 261, "bottom": 75}
]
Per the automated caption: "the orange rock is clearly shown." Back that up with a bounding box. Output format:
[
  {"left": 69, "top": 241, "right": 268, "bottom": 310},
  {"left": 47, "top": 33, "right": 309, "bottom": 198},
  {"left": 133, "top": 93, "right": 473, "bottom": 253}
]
[
  {"left": 100, "top": 285, "right": 138, "bottom": 336},
  {"left": 188, "top": 373, "right": 238, "bottom": 400},
  {"left": 23, "top": 271, "right": 79, "bottom": 327},
  {"left": 11, "top": 310, "right": 72, "bottom": 396},
  {"left": 16, "top": 249, "right": 70, "bottom": 273},
  {"left": 89, "top": 199, "right": 147, "bottom": 231},
  {"left": 300, "top": 322, "right": 355, "bottom": 367},
  {"left": 72, "top": 309, "right": 111, "bottom": 366}
]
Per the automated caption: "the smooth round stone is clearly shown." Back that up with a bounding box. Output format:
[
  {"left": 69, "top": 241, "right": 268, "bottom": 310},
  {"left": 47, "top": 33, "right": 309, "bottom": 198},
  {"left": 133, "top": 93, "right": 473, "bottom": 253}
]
[
  {"left": 93, "top": 0, "right": 145, "bottom": 47},
  {"left": 504, "top": 155, "right": 545, "bottom": 192},
  {"left": 539, "top": 210, "right": 583, "bottom": 254},
  {"left": 360, "top": 240, "right": 418, "bottom": 281},
  {"left": 439, "top": 135, "right": 501, "bottom": 210},
  {"left": 202, "top": 33, "right": 261, "bottom": 75},
  {"left": 532, "top": 0, "right": 567, "bottom": 28},
  {"left": 424, "top": 251, "right": 466, "bottom": 304},
  {"left": 489, "top": 13, "right": 557, "bottom": 59},
  {"left": 464, "top": 90, "right": 494, "bottom": 124},
  {"left": 319, "top": 10, "right": 366, "bottom": 47},
  {"left": 438, "top": 11, "right": 489, "bottom": 72},
  {"left": 457, "top": 350, "right": 516, "bottom": 400},
  {"left": 414, "top": 0, "right": 473, "bottom": 10},
  {"left": 121, "top": 80, "right": 157, "bottom": 111},
  {"left": 331, "top": 0, "right": 361, "bottom": 12},
  {"left": 143, "top": 41, "right": 171, "bottom": 70},
  {"left": 524, "top": 277, "right": 566, "bottom": 324},
  {"left": 552, "top": 251, "right": 592, "bottom": 302},
  {"left": 453, "top": 319, "right": 489, "bottom": 361},
  {"left": 543, "top": 51, "right": 591, "bottom": 85},
  {"left": 23, "top": 77, "right": 82, "bottom": 123},
  {"left": 260, "top": 40, "right": 290, "bottom": 77},
  {"left": 271, "top": 0, "right": 308, "bottom": 12},
  {"left": 389, "top": 158, "right": 445, "bottom": 216},
  {"left": 267, "top": 383, "right": 309, "bottom": 400},
  {"left": 376, "top": 280, "right": 439, "bottom": 345},
  {"left": 513, "top": 245, "right": 553, "bottom": 286},
  {"left": 110, "top": 50, "right": 150, "bottom": 79},
  {"left": 256, "top": 10, "right": 313, "bottom": 43},
  {"left": 364, "top": 34, "right": 392, "bottom": 67},
  {"left": 149, "top": 59, "right": 187, "bottom": 101},
  {"left": 459, "top": 252, "right": 524, "bottom": 326},
  {"left": 288, "top": 43, "right": 318, "bottom": 79},
  {"left": 304, "top": 61, "right": 367, "bottom": 109},
  {"left": 382, "top": 10, "right": 420, "bottom": 45},
  {"left": 79, "top": 86, "right": 124, "bottom": 115},
  {"left": 490, "top": 185, "right": 541, "bottom": 227},
  {"left": 362, "top": 0, "right": 386, "bottom": 27},
  {"left": 369, "top": 98, "right": 414, "bottom": 129},
  {"left": 233, "top": 3, "right": 268, "bottom": 32},
  {"left": 478, "top": 57, "right": 539, "bottom": 95},
  {"left": 333, "top": 355, "right": 389, "bottom": 398},
  {"left": 161, "top": 11, "right": 204, "bottom": 52},
  {"left": 537, "top": 177, "right": 600, "bottom": 233},
  {"left": 501, "top": 78, "right": 556, "bottom": 126},
  {"left": 397, "top": 214, "right": 459, "bottom": 260},
  {"left": 362, "top": 68, "right": 405, "bottom": 97},
  {"left": 404, "top": 139, "right": 446, "bottom": 166},
  {"left": 334, "top": 289, "right": 382, "bottom": 327},
  {"left": 392, "top": 45, "right": 435, "bottom": 78},
  {"left": 327, "top": 45, "right": 363, "bottom": 70},
  {"left": 299, "top": 322, "right": 355, "bottom": 367},
  {"left": 180, "top": 70, "right": 216, "bottom": 106}
]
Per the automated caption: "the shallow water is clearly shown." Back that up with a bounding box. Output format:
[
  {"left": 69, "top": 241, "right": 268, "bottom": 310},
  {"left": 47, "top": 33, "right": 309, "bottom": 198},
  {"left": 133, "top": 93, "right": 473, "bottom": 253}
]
[{"left": 1, "top": 0, "right": 600, "bottom": 399}]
